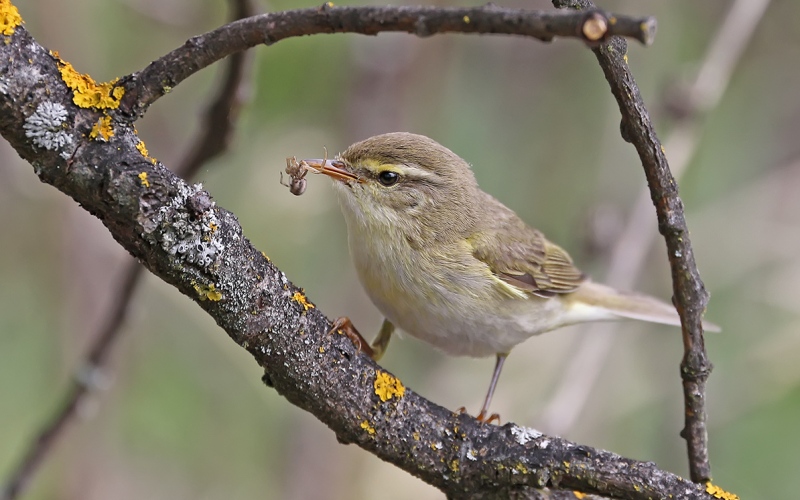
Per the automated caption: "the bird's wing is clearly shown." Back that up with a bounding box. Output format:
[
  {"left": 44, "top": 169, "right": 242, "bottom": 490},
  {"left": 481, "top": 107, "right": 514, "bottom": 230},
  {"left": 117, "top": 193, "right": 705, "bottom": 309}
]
[{"left": 468, "top": 195, "right": 586, "bottom": 299}]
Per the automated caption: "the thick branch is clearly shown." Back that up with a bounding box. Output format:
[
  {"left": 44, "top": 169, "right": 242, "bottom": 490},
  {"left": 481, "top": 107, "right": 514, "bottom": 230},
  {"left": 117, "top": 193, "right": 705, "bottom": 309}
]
[
  {"left": 0, "top": 15, "right": 722, "bottom": 498},
  {"left": 118, "top": 5, "right": 655, "bottom": 117},
  {"left": 0, "top": 1, "right": 256, "bottom": 498}
]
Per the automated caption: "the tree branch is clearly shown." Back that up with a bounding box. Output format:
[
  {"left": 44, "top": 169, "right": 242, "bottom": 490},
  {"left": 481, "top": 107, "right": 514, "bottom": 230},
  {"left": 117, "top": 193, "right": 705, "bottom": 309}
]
[
  {"left": 117, "top": 5, "right": 655, "bottom": 118},
  {"left": 540, "top": 0, "right": 767, "bottom": 446},
  {"left": 554, "top": 0, "right": 715, "bottom": 483},
  {"left": 0, "top": 1, "right": 255, "bottom": 498},
  {"left": 0, "top": 2, "right": 725, "bottom": 498}
]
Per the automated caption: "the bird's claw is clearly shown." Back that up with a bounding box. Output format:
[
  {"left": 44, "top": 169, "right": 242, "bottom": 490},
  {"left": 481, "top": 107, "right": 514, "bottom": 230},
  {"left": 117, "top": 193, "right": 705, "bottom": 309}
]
[
  {"left": 457, "top": 406, "right": 501, "bottom": 425},
  {"left": 328, "top": 316, "right": 375, "bottom": 358}
]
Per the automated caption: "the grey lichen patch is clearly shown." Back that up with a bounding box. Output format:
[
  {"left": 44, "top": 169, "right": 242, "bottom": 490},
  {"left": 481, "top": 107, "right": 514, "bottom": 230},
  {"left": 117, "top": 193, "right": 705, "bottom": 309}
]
[
  {"left": 23, "top": 101, "right": 73, "bottom": 154},
  {"left": 510, "top": 425, "right": 542, "bottom": 445},
  {"left": 148, "top": 182, "right": 224, "bottom": 269}
]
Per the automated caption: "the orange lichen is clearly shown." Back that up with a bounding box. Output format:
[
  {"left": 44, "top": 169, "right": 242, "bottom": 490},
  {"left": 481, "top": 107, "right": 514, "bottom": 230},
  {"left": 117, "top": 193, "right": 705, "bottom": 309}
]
[
  {"left": 573, "top": 492, "right": 586, "bottom": 499},
  {"left": 0, "top": 0, "right": 23, "bottom": 36},
  {"left": 194, "top": 282, "right": 222, "bottom": 302},
  {"left": 360, "top": 420, "right": 376, "bottom": 435},
  {"left": 706, "top": 482, "right": 739, "bottom": 500},
  {"left": 291, "top": 291, "right": 314, "bottom": 311},
  {"left": 135, "top": 140, "right": 156, "bottom": 164},
  {"left": 374, "top": 370, "right": 405, "bottom": 402},
  {"left": 89, "top": 115, "right": 114, "bottom": 141},
  {"left": 138, "top": 172, "right": 150, "bottom": 188},
  {"left": 52, "top": 51, "right": 124, "bottom": 109}
]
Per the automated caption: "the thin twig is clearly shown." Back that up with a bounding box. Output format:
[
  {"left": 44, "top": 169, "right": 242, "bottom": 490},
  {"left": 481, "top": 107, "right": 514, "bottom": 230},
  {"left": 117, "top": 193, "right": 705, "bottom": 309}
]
[
  {"left": 118, "top": 5, "right": 656, "bottom": 118},
  {"left": 0, "top": 2, "right": 255, "bottom": 499},
  {"left": 539, "top": 0, "right": 770, "bottom": 442},
  {"left": 552, "top": 0, "right": 722, "bottom": 484}
]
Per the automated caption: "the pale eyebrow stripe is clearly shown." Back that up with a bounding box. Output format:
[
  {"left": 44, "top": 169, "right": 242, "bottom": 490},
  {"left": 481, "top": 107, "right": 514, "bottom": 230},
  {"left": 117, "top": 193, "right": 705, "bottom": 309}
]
[
  {"left": 394, "top": 163, "right": 440, "bottom": 182},
  {"left": 363, "top": 162, "right": 443, "bottom": 185}
]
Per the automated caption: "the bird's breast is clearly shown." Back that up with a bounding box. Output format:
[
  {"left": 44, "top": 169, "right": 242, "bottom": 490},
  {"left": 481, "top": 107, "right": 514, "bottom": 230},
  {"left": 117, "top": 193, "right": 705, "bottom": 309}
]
[{"left": 346, "top": 224, "right": 564, "bottom": 357}]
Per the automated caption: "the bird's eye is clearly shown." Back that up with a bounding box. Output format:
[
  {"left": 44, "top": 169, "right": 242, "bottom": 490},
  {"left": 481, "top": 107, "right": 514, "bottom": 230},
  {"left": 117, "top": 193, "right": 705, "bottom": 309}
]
[{"left": 377, "top": 170, "right": 400, "bottom": 186}]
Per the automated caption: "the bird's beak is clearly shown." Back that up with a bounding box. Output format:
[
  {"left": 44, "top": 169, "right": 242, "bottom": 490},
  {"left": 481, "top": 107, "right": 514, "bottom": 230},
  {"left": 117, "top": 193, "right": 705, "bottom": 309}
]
[{"left": 302, "top": 158, "right": 361, "bottom": 183}]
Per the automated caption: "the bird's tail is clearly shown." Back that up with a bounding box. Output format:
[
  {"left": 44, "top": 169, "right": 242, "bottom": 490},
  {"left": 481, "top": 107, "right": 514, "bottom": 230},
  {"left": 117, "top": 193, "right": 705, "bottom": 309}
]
[{"left": 566, "top": 281, "right": 720, "bottom": 332}]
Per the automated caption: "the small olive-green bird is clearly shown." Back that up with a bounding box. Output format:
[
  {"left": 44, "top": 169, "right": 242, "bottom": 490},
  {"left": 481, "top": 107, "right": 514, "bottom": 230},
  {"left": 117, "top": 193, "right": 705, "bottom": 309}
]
[{"left": 301, "top": 132, "right": 716, "bottom": 421}]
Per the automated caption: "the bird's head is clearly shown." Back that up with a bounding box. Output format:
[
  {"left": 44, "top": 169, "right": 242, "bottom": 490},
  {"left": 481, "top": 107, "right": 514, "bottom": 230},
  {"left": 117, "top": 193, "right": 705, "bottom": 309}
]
[{"left": 303, "top": 132, "right": 480, "bottom": 239}]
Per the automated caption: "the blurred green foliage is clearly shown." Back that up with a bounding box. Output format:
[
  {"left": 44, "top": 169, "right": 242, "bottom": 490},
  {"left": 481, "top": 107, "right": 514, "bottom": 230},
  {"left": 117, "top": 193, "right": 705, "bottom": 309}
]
[{"left": 2, "top": 0, "right": 799, "bottom": 498}]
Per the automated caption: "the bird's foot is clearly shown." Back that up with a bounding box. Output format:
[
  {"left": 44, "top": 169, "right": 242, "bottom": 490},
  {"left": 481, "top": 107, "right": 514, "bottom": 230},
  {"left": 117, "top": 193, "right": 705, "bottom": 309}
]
[
  {"left": 328, "top": 316, "right": 375, "bottom": 358},
  {"left": 457, "top": 406, "right": 501, "bottom": 425}
]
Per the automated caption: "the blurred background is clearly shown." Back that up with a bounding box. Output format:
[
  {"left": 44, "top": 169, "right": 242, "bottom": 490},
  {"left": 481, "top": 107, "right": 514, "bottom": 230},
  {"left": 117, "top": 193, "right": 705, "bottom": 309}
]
[{"left": 1, "top": 0, "right": 797, "bottom": 498}]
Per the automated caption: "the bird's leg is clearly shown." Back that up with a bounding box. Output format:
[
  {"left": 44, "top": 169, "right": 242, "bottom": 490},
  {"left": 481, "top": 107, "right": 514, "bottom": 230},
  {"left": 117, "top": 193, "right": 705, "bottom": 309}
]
[
  {"left": 328, "top": 317, "right": 394, "bottom": 361},
  {"left": 370, "top": 318, "right": 394, "bottom": 361},
  {"left": 476, "top": 353, "right": 508, "bottom": 424}
]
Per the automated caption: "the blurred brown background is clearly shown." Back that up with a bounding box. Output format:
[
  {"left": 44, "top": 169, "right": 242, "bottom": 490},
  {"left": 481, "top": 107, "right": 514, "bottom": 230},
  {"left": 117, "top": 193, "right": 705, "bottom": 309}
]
[{"left": 1, "top": 0, "right": 797, "bottom": 498}]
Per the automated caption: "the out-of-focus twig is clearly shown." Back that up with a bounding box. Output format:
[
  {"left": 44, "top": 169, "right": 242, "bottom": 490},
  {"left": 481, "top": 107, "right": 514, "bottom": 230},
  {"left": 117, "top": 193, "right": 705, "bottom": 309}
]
[
  {"left": 539, "top": 0, "right": 771, "bottom": 439},
  {"left": 0, "top": 2, "right": 255, "bottom": 499},
  {"left": 0, "top": 264, "right": 142, "bottom": 500},
  {"left": 174, "top": 0, "right": 254, "bottom": 179},
  {"left": 549, "top": 0, "right": 768, "bottom": 484},
  {"left": 665, "top": 0, "right": 770, "bottom": 121}
]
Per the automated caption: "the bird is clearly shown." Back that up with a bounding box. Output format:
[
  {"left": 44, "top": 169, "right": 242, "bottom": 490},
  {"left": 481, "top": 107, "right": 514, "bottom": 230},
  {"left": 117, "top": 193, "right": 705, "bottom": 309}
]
[{"left": 299, "top": 132, "right": 717, "bottom": 421}]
